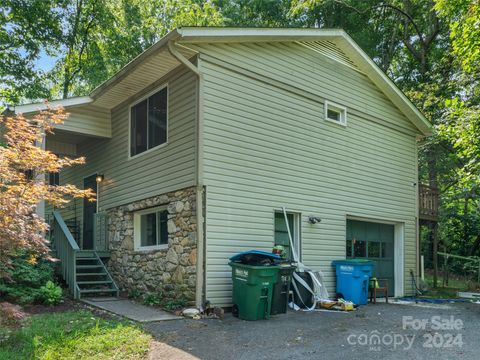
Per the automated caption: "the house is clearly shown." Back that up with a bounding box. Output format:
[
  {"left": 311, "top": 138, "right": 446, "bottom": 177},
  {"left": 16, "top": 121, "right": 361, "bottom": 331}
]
[{"left": 16, "top": 28, "right": 433, "bottom": 307}]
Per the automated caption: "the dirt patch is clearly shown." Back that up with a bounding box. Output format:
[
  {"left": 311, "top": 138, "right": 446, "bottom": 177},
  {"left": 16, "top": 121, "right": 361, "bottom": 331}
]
[
  {"left": 22, "top": 297, "right": 84, "bottom": 315},
  {"left": 21, "top": 296, "right": 119, "bottom": 322}
]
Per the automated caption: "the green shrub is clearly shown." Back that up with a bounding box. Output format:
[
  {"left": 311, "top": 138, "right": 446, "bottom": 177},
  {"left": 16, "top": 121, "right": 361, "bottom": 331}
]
[
  {"left": 142, "top": 293, "right": 161, "bottom": 306},
  {"left": 0, "top": 252, "right": 57, "bottom": 304},
  {"left": 127, "top": 289, "right": 142, "bottom": 299},
  {"left": 164, "top": 298, "right": 186, "bottom": 311},
  {"left": 38, "top": 281, "right": 63, "bottom": 305}
]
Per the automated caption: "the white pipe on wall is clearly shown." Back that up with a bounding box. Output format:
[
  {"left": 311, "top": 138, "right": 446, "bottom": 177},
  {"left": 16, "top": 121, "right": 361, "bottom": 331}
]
[{"left": 168, "top": 41, "right": 205, "bottom": 308}]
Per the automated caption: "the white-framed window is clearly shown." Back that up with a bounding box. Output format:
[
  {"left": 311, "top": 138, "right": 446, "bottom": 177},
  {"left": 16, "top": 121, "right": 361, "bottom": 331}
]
[
  {"left": 324, "top": 100, "right": 347, "bottom": 126},
  {"left": 129, "top": 85, "right": 168, "bottom": 157},
  {"left": 133, "top": 206, "right": 169, "bottom": 251},
  {"left": 48, "top": 172, "right": 60, "bottom": 186},
  {"left": 274, "top": 211, "right": 301, "bottom": 261}
]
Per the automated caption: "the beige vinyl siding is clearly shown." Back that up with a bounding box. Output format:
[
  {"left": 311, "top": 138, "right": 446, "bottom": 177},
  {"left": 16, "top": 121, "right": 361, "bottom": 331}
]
[
  {"left": 196, "top": 43, "right": 419, "bottom": 306},
  {"left": 49, "top": 66, "right": 197, "bottom": 243},
  {"left": 46, "top": 140, "right": 77, "bottom": 156},
  {"left": 55, "top": 105, "right": 111, "bottom": 138},
  {"left": 189, "top": 41, "right": 418, "bottom": 135},
  {"left": 297, "top": 40, "right": 359, "bottom": 71}
]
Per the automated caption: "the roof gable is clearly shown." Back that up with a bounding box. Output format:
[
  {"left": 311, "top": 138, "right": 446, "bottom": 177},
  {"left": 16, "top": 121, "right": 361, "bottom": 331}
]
[
  {"left": 297, "top": 40, "right": 360, "bottom": 72},
  {"left": 175, "top": 27, "right": 431, "bottom": 135},
  {"left": 15, "top": 27, "right": 431, "bottom": 136}
]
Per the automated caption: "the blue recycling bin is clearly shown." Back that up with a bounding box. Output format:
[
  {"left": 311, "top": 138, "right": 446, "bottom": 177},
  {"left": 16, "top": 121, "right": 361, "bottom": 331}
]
[{"left": 332, "top": 259, "right": 374, "bottom": 305}]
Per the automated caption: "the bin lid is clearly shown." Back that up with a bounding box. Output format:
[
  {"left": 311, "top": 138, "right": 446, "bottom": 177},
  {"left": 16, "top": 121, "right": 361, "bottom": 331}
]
[
  {"left": 229, "top": 250, "right": 281, "bottom": 265},
  {"left": 332, "top": 259, "right": 374, "bottom": 266}
]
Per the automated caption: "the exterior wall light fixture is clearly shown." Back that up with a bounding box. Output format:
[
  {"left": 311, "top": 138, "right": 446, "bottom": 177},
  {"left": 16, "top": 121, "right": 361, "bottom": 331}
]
[{"left": 308, "top": 216, "right": 321, "bottom": 224}]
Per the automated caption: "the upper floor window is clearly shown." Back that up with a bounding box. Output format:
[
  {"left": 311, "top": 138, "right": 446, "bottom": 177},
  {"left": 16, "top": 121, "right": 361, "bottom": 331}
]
[
  {"left": 130, "top": 86, "right": 168, "bottom": 157},
  {"left": 324, "top": 100, "right": 347, "bottom": 126}
]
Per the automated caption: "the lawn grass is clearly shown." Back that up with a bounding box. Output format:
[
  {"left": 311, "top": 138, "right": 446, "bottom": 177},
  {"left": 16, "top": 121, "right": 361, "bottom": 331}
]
[
  {"left": 420, "top": 273, "right": 479, "bottom": 299},
  {"left": 0, "top": 310, "right": 151, "bottom": 360},
  {"left": 421, "top": 284, "right": 461, "bottom": 299}
]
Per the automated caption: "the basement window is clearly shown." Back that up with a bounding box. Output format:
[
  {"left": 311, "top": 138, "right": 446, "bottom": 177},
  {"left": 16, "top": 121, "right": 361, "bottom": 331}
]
[
  {"left": 134, "top": 207, "right": 169, "bottom": 250},
  {"left": 324, "top": 100, "right": 347, "bottom": 126},
  {"left": 130, "top": 85, "right": 168, "bottom": 157}
]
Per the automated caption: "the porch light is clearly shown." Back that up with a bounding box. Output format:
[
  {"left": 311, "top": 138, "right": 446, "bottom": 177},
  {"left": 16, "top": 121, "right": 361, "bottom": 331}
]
[
  {"left": 308, "top": 216, "right": 321, "bottom": 224},
  {"left": 96, "top": 174, "right": 104, "bottom": 183}
]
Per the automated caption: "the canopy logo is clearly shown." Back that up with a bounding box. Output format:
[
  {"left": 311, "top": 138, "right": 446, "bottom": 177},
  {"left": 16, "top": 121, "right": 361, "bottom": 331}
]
[
  {"left": 347, "top": 330, "right": 415, "bottom": 351},
  {"left": 346, "top": 315, "right": 464, "bottom": 351}
]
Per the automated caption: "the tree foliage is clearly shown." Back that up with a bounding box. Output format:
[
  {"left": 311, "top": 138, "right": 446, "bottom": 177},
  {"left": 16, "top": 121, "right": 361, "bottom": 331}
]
[
  {"left": 1, "top": 0, "right": 224, "bottom": 103},
  {"left": 51, "top": 0, "right": 225, "bottom": 98},
  {"left": 436, "top": 0, "right": 480, "bottom": 75},
  {"left": 0, "top": 108, "right": 94, "bottom": 275},
  {"left": 2, "top": 0, "right": 480, "bottom": 263},
  {"left": 0, "top": 0, "right": 62, "bottom": 104},
  {"left": 215, "top": 0, "right": 293, "bottom": 27}
]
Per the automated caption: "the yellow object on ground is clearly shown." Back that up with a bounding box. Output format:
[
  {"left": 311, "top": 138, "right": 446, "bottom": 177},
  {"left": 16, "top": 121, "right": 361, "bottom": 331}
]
[
  {"left": 317, "top": 299, "right": 355, "bottom": 311},
  {"left": 319, "top": 300, "right": 336, "bottom": 309},
  {"left": 340, "top": 302, "right": 354, "bottom": 311}
]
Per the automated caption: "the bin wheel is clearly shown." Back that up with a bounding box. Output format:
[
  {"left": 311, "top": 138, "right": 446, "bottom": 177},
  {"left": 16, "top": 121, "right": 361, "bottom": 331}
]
[
  {"left": 336, "top": 293, "right": 344, "bottom": 300},
  {"left": 232, "top": 304, "right": 239, "bottom": 318}
]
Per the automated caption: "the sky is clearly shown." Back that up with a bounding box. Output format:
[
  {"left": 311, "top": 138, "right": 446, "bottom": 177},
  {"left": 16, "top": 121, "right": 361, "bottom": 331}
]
[{"left": 35, "top": 50, "right": 59, "bottom": 72}]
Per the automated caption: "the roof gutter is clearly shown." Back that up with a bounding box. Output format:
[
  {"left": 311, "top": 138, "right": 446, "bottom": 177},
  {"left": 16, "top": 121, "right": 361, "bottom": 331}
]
[
  {"left": 13, "top": 96, "right": 93, "bottom": 115},
  {"left": 90, "top": 30, "right": 182, "bottom": 100},
  {"left": 168, "top": 40, "right": 205, "bottom": 308}
]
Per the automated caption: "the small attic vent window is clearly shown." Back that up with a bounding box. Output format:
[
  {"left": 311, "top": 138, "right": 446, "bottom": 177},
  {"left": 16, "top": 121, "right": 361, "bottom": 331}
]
[{"left": 325, "top": 101, "right": 347, "bottom": 126}]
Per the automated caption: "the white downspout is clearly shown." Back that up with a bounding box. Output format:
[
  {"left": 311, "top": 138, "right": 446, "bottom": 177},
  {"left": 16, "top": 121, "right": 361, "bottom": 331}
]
[
  {"left": 168, "top": 41, "right": 205, "bottom": 308},
  {"left": 415, "top": 137, "right": 421, "bottom": 284}
]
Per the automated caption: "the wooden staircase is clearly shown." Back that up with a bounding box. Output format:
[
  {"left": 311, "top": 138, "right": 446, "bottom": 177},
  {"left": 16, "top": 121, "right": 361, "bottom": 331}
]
[
  {"left": 75, "top": 251, "right": 119, "bottom": 298},
  {"left": 51, "top": 211, "right": 118, "bottom": 299}
]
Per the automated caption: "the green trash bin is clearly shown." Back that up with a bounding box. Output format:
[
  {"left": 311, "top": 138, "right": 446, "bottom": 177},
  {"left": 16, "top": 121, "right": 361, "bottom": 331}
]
[
  {"left": 229, "top": 262, "right": 280, "bottom": 321},
  {"left": 271, "top": 264, "right": 295, "bottom": 315}
]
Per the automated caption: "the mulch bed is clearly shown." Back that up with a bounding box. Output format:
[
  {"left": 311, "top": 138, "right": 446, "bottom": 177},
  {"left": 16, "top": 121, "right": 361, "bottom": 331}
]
[
  {"left": 3, "top": 295, "right": 146, "bottom": 326},
  {"left": 22, "top": 296, "right": 85, "bottom": 315}
]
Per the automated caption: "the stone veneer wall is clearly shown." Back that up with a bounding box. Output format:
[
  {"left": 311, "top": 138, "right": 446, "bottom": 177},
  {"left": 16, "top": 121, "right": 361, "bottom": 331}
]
[{"left": 106, "top": 187, "right": 197, "bottom": 302}]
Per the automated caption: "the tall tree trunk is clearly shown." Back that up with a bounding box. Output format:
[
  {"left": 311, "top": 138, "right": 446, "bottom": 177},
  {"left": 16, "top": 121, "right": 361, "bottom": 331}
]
[
  {"left": 432, "top": 221, "right": 439, "bottom": 287},
  {"left": 469, "top": 234, "right": 480, "bottom": 256},
  {"left": 427, "top": 146, "right": 439, "bottom": 287},
  {"left": 464, "top": 195, "right": 470, "bottom": 250},
  {"left": 62, "top": 72, "right": 70, "bottom": 99}
]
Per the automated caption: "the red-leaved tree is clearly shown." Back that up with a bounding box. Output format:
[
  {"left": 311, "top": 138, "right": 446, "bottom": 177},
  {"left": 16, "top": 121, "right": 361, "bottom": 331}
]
[{"left": 0, "top": 107, "right": 94, "bottom": 277}]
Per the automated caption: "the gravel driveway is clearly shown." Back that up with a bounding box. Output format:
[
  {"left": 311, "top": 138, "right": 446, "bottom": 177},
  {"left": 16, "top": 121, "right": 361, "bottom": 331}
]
[{"left": 146, "top": 302, "right": 480, "bottom": 360}]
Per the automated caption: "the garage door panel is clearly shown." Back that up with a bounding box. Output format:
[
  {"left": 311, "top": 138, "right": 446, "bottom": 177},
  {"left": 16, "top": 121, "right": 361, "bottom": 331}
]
[{"left": 346, "top": 219, "right": 395, "bottom": 295}]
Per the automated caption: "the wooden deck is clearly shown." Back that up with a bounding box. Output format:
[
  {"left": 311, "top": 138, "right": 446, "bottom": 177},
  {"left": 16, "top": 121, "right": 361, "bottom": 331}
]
[{"left": 419, "top": 184, "right": 439, "bottom": 221}]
